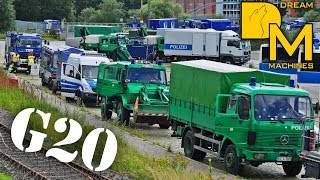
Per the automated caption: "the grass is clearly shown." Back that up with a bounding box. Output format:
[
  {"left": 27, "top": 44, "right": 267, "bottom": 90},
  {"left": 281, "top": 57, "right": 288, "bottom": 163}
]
[
  {"left": 0, "top": 173, "right": 11, "bottom": 180},
  {"left": 0, "top": 68, "right": 215, "bottom": 179}
]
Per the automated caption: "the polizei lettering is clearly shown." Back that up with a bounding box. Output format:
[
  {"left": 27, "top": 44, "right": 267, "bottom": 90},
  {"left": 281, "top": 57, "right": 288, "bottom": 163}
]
[
  {"left": 164, "top": 44, "right": 192, "bottom": 50},
  {"left": 291, "top": 125, "right": 311, "bottom": 130},
  {"left": 170, "top": 44, "right": 188, "bottom": 50}
]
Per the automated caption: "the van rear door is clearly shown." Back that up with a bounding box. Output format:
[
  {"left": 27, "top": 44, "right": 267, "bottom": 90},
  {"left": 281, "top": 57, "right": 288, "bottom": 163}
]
[{"left": 60, "top": 63, "right": 82, "bottom": 98}]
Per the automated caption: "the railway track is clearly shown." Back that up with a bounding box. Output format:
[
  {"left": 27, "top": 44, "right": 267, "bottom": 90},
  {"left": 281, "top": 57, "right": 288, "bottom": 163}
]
[{"left": 0, "top": 109, "right": 129, "bottom": 180}]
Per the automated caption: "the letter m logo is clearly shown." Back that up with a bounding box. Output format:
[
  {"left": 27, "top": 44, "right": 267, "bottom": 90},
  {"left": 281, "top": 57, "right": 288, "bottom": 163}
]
[{"left": 269, "top": 24, "right": 313, "bottom": 61}]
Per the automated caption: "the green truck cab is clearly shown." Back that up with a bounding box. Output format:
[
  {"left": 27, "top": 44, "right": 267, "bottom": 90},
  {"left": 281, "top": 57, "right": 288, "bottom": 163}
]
[
  {"left": 96, "top": 60, "right": 171, "bottom": 128},
  {"left": 80, "top": 34, "right": 127, "bottom": 55},
  {"left": 170, "top": 60, "right": 315, "bottom": 176}
]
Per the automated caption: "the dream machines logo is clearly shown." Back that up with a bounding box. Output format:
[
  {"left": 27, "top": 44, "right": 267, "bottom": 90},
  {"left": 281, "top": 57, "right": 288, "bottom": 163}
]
[
  {"left": 241, "top": 2, "right": 314, "bottom": 69},
  {"left": 11, "top": 108, "right": 117, "bottom": 171}
]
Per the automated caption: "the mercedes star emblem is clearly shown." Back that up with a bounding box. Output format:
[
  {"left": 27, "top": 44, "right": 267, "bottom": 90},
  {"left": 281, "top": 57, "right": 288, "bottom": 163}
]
[{"left": 280, "top": 135, "right": 289, "bottom": 145}]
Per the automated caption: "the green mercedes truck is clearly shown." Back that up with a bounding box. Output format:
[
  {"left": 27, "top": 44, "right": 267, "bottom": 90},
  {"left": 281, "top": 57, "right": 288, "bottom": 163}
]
[
  {"left": 96, "top": 60, "right": 170, "bottom": 128},
  {"left": 169, "top": 60, "right": 316, "bottom": 176}
]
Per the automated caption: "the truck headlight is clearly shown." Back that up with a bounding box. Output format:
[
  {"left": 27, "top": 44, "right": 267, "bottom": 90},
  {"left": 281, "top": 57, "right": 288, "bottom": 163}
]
[
  {"left": 83, "top": 84, "right": 91, "bottom": 91},
  {"left": 253, "top": 153, "right": 265, "bottom": 160}
]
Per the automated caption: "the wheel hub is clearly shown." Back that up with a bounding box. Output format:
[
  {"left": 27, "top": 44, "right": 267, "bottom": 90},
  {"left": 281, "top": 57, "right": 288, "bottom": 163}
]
[{"left": 226, "top": 153, "right": 235, "bottom": 168}]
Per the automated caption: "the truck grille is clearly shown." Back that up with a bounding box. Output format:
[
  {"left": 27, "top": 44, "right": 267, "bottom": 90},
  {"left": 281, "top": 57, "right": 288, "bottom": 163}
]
[{"left": 256, "top": 132, "right": 301, "bottom": 147}]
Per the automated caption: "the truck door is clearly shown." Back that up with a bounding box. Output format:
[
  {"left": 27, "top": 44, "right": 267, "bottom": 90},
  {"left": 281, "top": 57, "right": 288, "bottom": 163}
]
[
  {"left": 60, "top": 63, "right": 82, "bottom": 98},
  {"left": 224, "top": 39, "right": 242, "bottom": 56},
  {"left": 215, "top": 94, "right": 251, "bottom": 142},
  {"left": 99, "top": 66, "right": 124, "bottom": 97},
  {"left": 205, "top": 33, "right": 219, "bottom": 57},
  {"left": 192, "top": 33, "right": 204, "bottom": 55}
]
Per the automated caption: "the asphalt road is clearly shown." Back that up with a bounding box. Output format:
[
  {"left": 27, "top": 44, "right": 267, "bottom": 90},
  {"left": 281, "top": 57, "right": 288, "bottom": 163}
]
[{"left": 0, "top": 40, "right": 316, "bottom": 179}]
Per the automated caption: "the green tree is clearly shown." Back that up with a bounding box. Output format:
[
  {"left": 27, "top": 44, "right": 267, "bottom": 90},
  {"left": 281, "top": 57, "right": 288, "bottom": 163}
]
[
  {"left": 206, "top": 14, "right": 225, "bottom": 19},
  {"left": 14, "top": 0, "right": 75, "bottom": 21},
  {"left": 78, "top": 0, "right": 125, "bottom": 23},
  {"left": 130, "top": 0, "right": 186, "bottom": 21},
  {"left": 75, "top": 0, "right": 102, "bottom": 16},
  {"left": 303, "top": 9, "right": 320, "bottom": 22},
  {"left": 294, "top": 0, "right": 316, "bottom": 16},
  {"left": 78, "top": 7, "right": 97, "bottom": 22},
  {"left": 0, "top": 0, "right": 15, "bottom": 33}
]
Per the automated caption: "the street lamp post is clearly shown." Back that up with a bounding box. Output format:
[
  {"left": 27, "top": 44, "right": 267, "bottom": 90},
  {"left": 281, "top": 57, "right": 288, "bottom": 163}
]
[{"left": 147, "top": 0, "right": 151, "bottom": 27}]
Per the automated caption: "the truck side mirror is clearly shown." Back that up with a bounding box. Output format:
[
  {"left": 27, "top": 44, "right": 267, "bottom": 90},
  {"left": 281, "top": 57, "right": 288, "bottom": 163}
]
[
  {"left": 314, "top": 102, "right": 319, "bottom": 115},
  {"left": 76, "top": 73, "right": 81, "bottom": 80}
]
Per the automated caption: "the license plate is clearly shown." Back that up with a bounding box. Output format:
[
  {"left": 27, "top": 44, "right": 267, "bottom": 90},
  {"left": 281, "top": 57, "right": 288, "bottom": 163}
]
[{"left": 276, "top": 157, "right": 292, "bottom": 161}]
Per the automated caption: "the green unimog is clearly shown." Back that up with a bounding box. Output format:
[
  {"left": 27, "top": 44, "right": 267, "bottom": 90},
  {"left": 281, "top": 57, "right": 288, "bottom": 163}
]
[
  {"left": 96, "top": 60, "right": 170, "bottom": 128},
  {"left": 169, "top": 60, "right": 317, "bottom": 176}
]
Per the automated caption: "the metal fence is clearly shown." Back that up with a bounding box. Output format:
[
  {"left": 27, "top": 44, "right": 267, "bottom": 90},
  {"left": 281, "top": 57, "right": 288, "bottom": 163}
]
[{"left": 15, "top": 20, "right": 45, "bottom": 33}]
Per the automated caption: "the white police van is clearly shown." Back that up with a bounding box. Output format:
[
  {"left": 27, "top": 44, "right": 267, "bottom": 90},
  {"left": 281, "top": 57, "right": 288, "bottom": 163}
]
[{"left": 61, "top": 53, "right": 110, "bottom": 105}]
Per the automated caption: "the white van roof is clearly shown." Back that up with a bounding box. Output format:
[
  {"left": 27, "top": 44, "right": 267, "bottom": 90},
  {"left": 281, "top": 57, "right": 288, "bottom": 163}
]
[{"left": 68, "top": 54, "right": 110, "bottom": 66}]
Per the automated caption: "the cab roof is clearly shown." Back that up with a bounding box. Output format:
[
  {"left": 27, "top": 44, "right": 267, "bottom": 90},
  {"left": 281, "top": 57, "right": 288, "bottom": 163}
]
[
  {"left": 232, "top": 83, "right": 310, "bottom": 96},
  {"left": 100, "top": 61, "right": 166, "bottom": 70}
]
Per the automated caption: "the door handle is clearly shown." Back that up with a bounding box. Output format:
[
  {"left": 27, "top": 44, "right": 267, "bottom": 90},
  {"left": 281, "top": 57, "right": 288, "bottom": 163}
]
[{"left": 216, "top": 123, "right": 222, "bottom": 126}]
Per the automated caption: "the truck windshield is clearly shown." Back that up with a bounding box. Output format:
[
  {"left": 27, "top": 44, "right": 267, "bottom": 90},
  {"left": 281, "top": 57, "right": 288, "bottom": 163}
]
[
  {"left": 82, "top": 65, "right": 98, "bottom": 79},
  {"left": 118, "top": 37, "right": 126, "bottom": 45},
  {"left": 254, "top": 95, "right": 312, "bottom": 121},
  {"left": 18, "top": 39, "right": 42, "bottom": 48},
  {"left": 127, "top": 68, "right": 166, "bottom": 85}
]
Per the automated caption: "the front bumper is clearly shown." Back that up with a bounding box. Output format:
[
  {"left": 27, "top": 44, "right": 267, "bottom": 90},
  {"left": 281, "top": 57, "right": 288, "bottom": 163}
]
[
  {"left": 82, "top": 92, "right": 97, "bottom": 103},
  {"left": 242, "top": 149, "right": 300, "bottom": 162},
  {"left": 234, "top": 56, "right": 250, "bottom": 64}
]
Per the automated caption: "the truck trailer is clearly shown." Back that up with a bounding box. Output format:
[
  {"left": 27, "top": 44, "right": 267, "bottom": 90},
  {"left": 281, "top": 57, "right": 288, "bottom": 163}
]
[
  {"left": 163, "top": 29, "right": 250, "bottom": 65},
  {"left": 170, "top": 60, "right": 315, "bottom": 176}
]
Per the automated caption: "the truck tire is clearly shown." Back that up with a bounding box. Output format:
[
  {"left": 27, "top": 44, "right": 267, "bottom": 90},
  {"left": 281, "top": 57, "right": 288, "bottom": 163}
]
[
  {"left": 224, "top": 144, "right": 243, "bottom": 175},
  {"left": 76, "top": 94, "right": 84, "bottom": 106},
  {"left": 183, "top": 131, "right": 206, "bottom": 161},
  {"left": 222, "top": 58, "right": 234, "bottom": 65},
  {"left": 66, "top": 97, "right": 74, "bottom": 103},
  {"left": 117, "top": 102, "right": 130, "bottom": 126},
  {"left": 41, "top": 77, "right": 46, "bottom": 86},
  {"left": 52, "top": 83, "right": 57, "bottom": 94},
  {"left": 282, "top": 162, "right": 302, "bottom": 176},
  {"left": 48, "top": 79, "right": 53, "bottom": 90},
  {"left": 101, "top": 98, "right": 112, "bottom": 120}
]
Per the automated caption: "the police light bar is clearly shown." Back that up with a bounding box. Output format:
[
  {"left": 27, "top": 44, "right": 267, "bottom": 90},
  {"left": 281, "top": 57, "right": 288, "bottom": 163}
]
[
  {"left": 289, "top": 79, "right": 295, "bottom": 87},
  {"left": 157, "top": 60, "right": 163, "bottom": 65},
  {"left": 131, "top": 59, "right": 135, "bottom": 64},
  {"left": 250, "top": 77, "right": 256, "bottom": 86}
]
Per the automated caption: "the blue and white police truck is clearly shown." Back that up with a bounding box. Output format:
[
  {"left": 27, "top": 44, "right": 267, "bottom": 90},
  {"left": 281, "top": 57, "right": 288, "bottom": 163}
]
[
  {"left": 40, "top": 43, "right": 84, "bottom": 90},
  {"left": 60, "top": 53, "right": 110, "bottom": 106},
  {"left": 5, "top": 32, "right": 42, "bottom": 68},
  {"left": 162, "top": 29, "right": 250, "bottom": 65}
]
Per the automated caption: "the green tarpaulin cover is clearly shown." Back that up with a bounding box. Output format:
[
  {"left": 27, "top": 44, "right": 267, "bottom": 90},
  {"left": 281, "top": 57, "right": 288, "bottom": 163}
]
[
  {"left": 170, "top": 60, "right": 291, "bottom": 108},
  {"left": 74, "top": 25, "right": 121, "bottom": 37}
]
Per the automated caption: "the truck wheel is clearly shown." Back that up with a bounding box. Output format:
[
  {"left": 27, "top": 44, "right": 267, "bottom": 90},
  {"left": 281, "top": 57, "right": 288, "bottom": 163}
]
[
  {"left": 48, "top": 79, "right": 53, "bottom": 90},
  {"left": 117, "top": 102, "right": 130, "bottom": 126},
  {"left": 224, "top": 144, "right": 243, "bottom": 175},
  {"left": 159, "top": 124, "right": 170, "bottom": 129},
  {"left": 52, "top": 83, "right": 57, "bottom": 94},
  {"left": 66, "top": 97, "right": 74, "bottom": 103},
  {"left": 41, "top": 77, "right": 46, "bottom": 86},
  {"left": 282, "top": 162, "right": 302, "bottom": 176},
  {"left": 101, "top": 98, "right": 112, "bottom": 120},
  {"left": 76, "top": 95, "right": 83, "bottom": 106},
  {"left": 222, "top": 58, "right": 234, "bottom": 64},
  {"left": 183, "top": 131, "right": 206, "bottom": 161}
]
